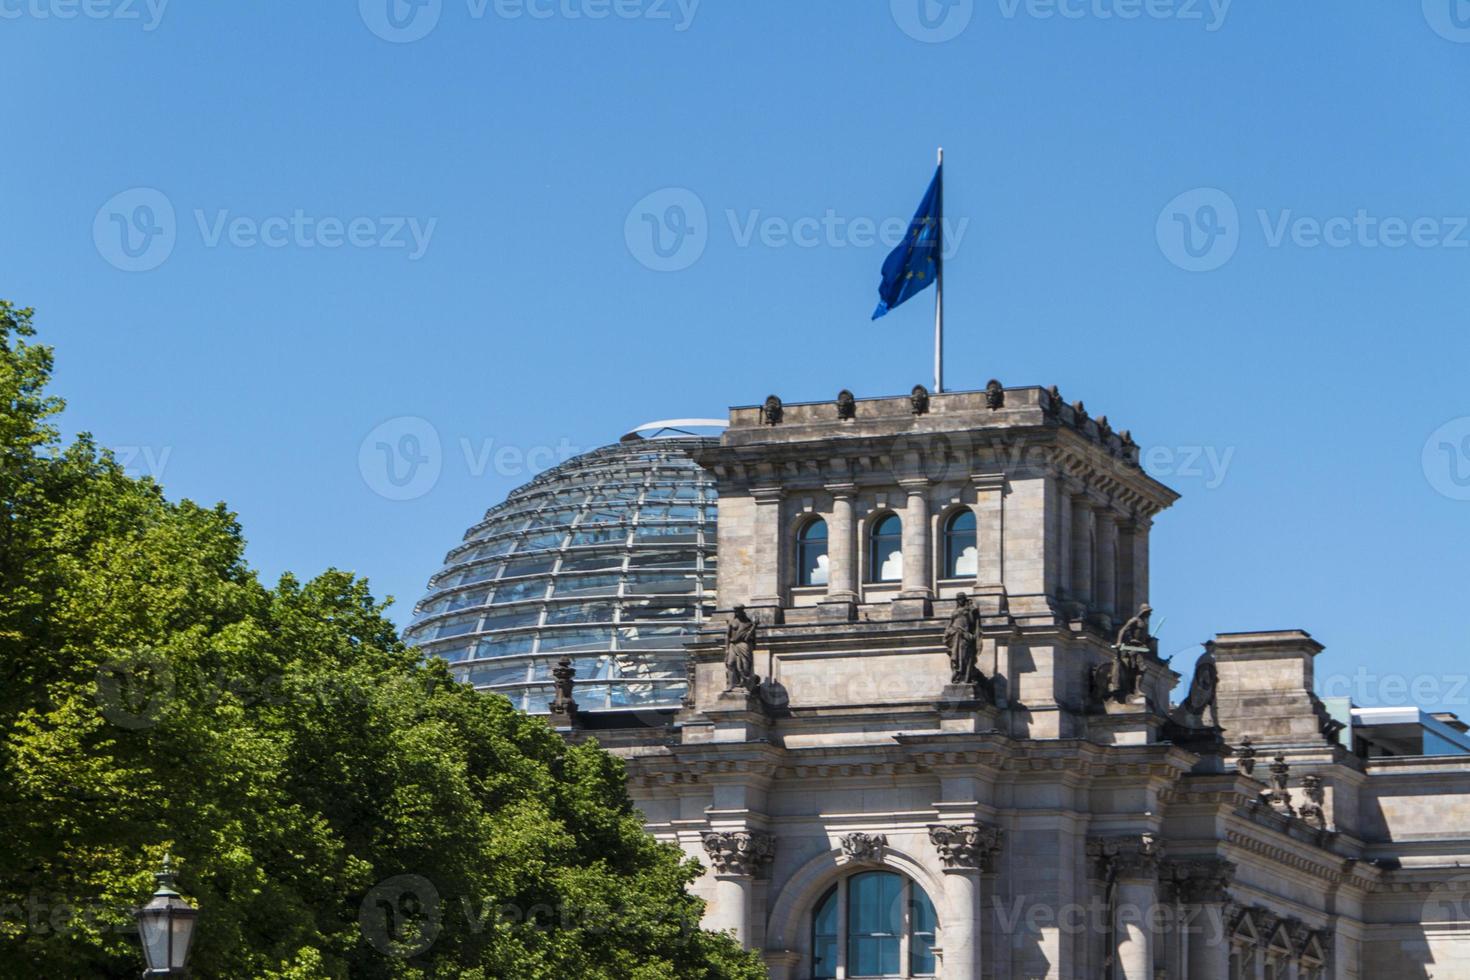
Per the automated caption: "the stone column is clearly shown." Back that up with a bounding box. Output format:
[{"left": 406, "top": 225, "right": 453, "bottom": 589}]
[
  {"left": 1116, "top": 521, "right": 1138, "bottom": 618},
  {"left": 1069, "top": 495, "right": 1094, "bottom": 615},
  {"left": 899, "top": 479, "right": 933, "bottom": 600},
  {"left": 749, "top": 487, "right": 785, "bottom": 611},
  {"left": 1172, "top": 858, "right": 1236, "bottom": 980},
  {"left": 824, "top": 484, "right": 858, "bottom": 605},
  {"left": 1131, "top": 519, "right": 1151, "bottom": 613},
  {"left": 1056, "top": 476, "right": 1074, "bottom": 603},
  {"left": 972, "top": 473, "right": 1006, "bottom": 615},
  {"left": 929, "top": 823, "right": 1003, "bottom": 980},
  {"left": 700, "top": 830, "right": 774, "bottom": 947},
  {"left": 1089, "top": 835, "right": 1164, "bottom": 980},
  {"left": 1094, "top": 508, "right": 1118, "bottom": 625}
]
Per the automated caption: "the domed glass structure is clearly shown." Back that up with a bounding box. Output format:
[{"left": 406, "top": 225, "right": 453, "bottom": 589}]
[{"left": 403, "top": 434, "right": 719, "bottom": 714}]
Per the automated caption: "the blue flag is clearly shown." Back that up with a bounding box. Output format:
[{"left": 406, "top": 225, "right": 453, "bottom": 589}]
[{"left": 872, "top": 164, "right": 942, "bottom": 320}]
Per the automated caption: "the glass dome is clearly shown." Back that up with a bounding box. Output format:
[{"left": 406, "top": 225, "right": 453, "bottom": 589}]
[{"left": 403, "top": 435, "right": 718, "bottom": 714}]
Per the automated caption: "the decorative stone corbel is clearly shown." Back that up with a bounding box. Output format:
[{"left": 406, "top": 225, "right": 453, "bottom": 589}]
[
  {"left": 839, "top": 832, "right": 887, "bottom": 864},
  {"left": 701, "top": 831, "right": 775, "bottom": 878},
  {"left": 928, "top": 823, "right": 1004, "bottom": 873}
]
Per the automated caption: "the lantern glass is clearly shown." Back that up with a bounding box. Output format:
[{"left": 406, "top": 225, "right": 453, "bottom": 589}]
[
  {"left": 138, "top": 904, "right": 171, "bottom": 972},
  {"left": 136, "top": 864, "right": 198, "bottom": 976},
  {"left": 169, "top": 907, "right": 196, "bottom": 969}
]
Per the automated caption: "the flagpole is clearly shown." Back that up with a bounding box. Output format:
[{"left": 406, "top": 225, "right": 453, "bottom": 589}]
[{"left": 934, "top": 146, "right": 944, "bottom": 394}]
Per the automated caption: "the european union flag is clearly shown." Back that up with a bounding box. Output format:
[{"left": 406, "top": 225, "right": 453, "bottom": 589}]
[{"left": 872, "top": 163, "right": 942, "bottom": 320}]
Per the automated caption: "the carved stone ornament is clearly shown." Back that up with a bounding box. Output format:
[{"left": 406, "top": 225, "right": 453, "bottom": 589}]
[
  {"left": 836, "top": 389, "right": 856, "bottom": 420},
  {"left": 839, "top": 832, "right": 888, "bottom": 863},
  {"left": 550, "top": 657, "right": 576, "bottom": 707},
  {"left": 1042, "top": 385, "right": 1062, "bottom": 419},
  {"left": 1088, "top": 834, "right": 1165, "bottom": 881},
  {"left": 985, "top": 379, "right": 1005, "bottom": 410},
  {"left": 1299, "top": 774, "right": 1327, "bottom": 830},
  {"left": 1166, "top": 857, "right": 1237, "bottom": 905},
  {"left": 1266, "top": 754, "right": 1296, "bottom": 817},
  {"left": 760, "top": 395, "right": 783, "bottom": 426},
  {"left": 548, "top": 657, "right": 578, "bottom": 726},
  {"left": 1237, "top": 736, "right": 1257, "bottom": 777},
  {"left": 928, "top": 823, "right": 1003, "bottom": 872},
  {"left": 910, "top": 384, "right": 930, "bottom": 415},
  {"left": 702, "top": 830, "right": 775, "bottom": 877}
]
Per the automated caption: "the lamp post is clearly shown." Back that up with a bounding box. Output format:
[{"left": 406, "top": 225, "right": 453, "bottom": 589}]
[{"left": 134, "top": 855, "right": 198, "bottom": 978}]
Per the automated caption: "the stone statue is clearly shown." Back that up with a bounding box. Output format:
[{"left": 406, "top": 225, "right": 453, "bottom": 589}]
[
  {"left": 1089, "top": 660, "right": 1116, "bottom": 709},
  {"left": 1109, "top": 646, "right": 1145, "bottom": 703},
  {"left": 760, "top": 395, "right": 783, "bottom": 426},
  {"left": 836, "top": 389, "right": 856, "bottom": 420},
  {"left": 944, "top": 593, "right": 980, "bottom": 686},
  {"left": 1115, "top": 603, "right": 1154, "bottom": 651},
  {"left": 910, "top": 384, "right": 930, "bottom": 415},
  {"left": 1178, "top": 642, "right": 1220, "bottom": 728},
  {"left": 724, "top": 605, "right": 759, "bottom": 693},
  {"left": 985, "top": 379, "right": 1005, "bottom": 410}
]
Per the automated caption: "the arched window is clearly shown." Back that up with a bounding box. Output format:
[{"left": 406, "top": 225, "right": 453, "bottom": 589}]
[
  {"left": 943, "top": 509, "right": 977, "bottom": 579},
  {"left": 810, "top": 871, "right": 937, "bottom": 979},
  {"left": 797, "top": 518, "right": 829, "bottom": 587},
  {"left": 868, "top": 514, "right": 903, "bottom": 583}
]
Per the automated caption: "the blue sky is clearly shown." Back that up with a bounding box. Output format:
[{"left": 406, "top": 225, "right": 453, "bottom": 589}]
[{"left": 3, "top": 0, "right": 1469, "bottom": 714}]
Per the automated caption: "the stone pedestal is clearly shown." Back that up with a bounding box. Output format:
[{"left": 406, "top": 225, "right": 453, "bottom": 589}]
[
  {"left": 936, "top": 684, "right": 1000, "bottom": 733},
  {"left": 1089, "top": 700, "right": 1165, "bottom": 746},
  {"left": 816, "top": 597, "right": 856, "bottom": 622},
  {"left": 548, "top": 698, "right": 578, "bottom": 731},
  {"left": 890, "top": 595, "right": 933, "bottom": 619},
  {"left": 706, "top": 690, "right": 775, "bottom": 743}
]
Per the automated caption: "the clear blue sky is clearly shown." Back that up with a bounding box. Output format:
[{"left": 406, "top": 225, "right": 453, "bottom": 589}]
[{"left": 4, "top": 1, "right": 1469, "bottom": 714}]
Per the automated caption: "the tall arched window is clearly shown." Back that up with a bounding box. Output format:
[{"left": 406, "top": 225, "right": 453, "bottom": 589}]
[
  {"left": 810, "top": 871, "right": 937, "bottom": 979},
  {"left": 797, "top": 518, "right": 829, "bottom": 587},
  {"left": 868, "top": 514, "right": 903, "bottom": 583},
  {"left": 943, "top": 509, "right": 977, "bottom": 579}
]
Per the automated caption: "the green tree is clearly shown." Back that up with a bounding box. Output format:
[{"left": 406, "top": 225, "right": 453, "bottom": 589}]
[{"left": 0, "top": 301, "right": 765, "bottom": 980}]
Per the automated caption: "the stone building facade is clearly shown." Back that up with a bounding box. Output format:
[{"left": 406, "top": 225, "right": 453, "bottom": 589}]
[{"left": 584, "top": 385, "right": 1470, "bottom": 979}]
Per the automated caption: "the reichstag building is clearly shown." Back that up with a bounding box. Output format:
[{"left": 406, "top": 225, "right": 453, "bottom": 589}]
[{"left": 405, "top": 385, "right": 1470, "bottom": 979}]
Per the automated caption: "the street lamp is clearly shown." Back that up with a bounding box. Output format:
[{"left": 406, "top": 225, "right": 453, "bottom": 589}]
[{"left": 134, "top": 855, "right": 198, "bottom": 977}]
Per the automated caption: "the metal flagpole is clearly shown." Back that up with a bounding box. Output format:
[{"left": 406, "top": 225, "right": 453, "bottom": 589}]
[{"left": 934, "top": 146, "right": 945, "bottom": 393}]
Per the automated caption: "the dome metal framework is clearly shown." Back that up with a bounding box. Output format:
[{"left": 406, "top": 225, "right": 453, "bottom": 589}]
[{"left": 403, "top": 436, "right": 719, "bottom": 714}]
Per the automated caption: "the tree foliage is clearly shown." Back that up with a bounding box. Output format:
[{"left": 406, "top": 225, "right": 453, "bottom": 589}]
[{"left": 0, "top": 300, "right": 764, "bottom": 979}]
